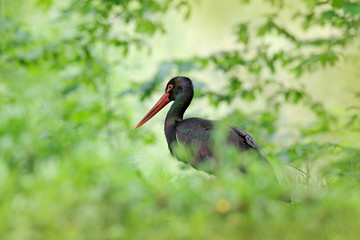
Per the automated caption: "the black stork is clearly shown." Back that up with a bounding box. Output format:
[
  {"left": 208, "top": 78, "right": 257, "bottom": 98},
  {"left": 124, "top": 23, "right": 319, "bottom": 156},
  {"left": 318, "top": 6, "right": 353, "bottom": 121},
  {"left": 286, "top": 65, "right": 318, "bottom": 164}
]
[{"left": 135, "top": 76, "right": 269, "bottom": 171}]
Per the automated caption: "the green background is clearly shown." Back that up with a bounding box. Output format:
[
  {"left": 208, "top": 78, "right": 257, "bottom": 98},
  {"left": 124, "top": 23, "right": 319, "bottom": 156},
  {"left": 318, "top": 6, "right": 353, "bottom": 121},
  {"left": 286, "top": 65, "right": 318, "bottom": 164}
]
[{"left": 1, "top": 0, "right": 360, "bottom": 239}]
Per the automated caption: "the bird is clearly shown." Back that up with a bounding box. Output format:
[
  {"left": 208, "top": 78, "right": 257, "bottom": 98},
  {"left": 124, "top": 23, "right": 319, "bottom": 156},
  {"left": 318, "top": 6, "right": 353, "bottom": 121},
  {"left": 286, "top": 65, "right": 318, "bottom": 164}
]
[{"left": 135, "top": 76, "right": 269, "bottom": 172}]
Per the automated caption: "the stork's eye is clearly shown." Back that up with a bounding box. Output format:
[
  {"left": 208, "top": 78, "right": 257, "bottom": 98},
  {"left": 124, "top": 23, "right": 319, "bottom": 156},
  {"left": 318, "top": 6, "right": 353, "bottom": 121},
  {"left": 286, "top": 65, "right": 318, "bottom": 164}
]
[{"left": 166, "top": 84, "right": 173, "bottom": 92}]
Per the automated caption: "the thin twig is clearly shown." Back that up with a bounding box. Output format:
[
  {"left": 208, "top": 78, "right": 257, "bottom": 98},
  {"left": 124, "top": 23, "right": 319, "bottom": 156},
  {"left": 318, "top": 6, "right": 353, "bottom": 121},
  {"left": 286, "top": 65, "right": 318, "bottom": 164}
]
[{"left": 102, "top": 27, "right": 114, "bottom": 149}]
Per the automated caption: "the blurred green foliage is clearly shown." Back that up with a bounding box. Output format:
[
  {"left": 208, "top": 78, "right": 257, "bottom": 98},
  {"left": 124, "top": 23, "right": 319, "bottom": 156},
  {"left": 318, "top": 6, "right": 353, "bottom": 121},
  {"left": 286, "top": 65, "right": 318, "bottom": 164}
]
[{"left": 1, "top": 0, "right": 360, "bottom": 239}]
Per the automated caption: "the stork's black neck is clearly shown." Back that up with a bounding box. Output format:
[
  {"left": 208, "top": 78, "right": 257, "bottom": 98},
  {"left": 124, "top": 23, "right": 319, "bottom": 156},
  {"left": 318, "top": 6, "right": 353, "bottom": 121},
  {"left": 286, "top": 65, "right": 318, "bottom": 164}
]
[{"left": 164, "top": 80, "right": 194, "bottom": 151}]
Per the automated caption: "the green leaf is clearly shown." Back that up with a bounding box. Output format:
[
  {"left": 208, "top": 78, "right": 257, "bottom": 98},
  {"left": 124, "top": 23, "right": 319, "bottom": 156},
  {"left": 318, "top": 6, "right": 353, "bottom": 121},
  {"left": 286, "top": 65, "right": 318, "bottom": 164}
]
[
  {"left": 341, "top": 2, "right": 360, "bottom": 16},
  {"left": 36, "top": 0, "right": 53, "bottom": 11},
  {"left": 236, "top": 23, "right": 249, "bottom": 45}
]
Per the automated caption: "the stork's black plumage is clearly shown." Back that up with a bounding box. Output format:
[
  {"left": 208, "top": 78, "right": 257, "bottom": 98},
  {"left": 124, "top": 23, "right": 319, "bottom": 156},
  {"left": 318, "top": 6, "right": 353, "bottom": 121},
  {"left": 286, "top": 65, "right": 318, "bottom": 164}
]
[{"left": 136, "top": 76, "right": 268, "bottom": 169}]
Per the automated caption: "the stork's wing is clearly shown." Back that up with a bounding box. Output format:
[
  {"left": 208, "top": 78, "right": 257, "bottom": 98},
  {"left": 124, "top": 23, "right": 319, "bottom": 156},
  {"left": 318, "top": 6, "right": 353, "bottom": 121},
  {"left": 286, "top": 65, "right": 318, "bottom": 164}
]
[
  {"left": 175, "top": 118, "right": 214, "bottom": 162},
  {"left": 175, "top": 118, "right": 268, "bottom": 163},
  {"left": 176, "top": 118, "right": 213, "bottom": 145},
  {"left": 229, "top": 125, "right": 269, "bottom": 162}
]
